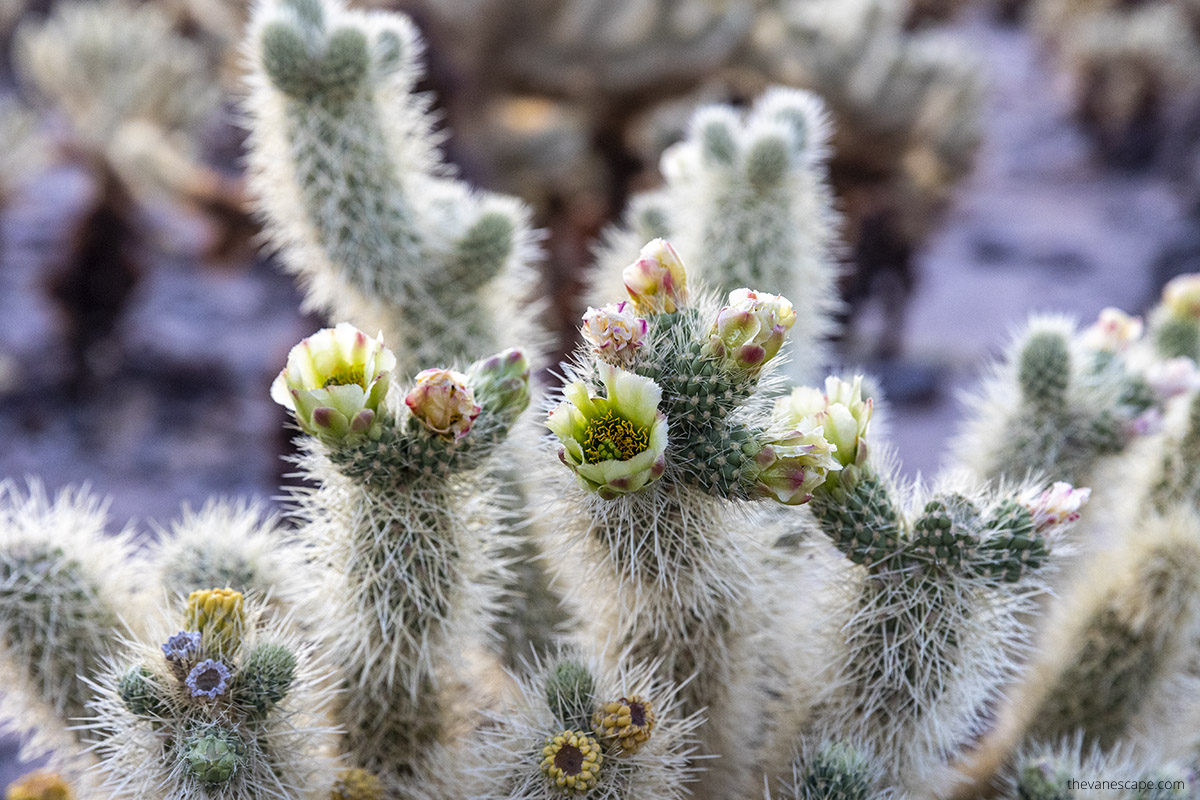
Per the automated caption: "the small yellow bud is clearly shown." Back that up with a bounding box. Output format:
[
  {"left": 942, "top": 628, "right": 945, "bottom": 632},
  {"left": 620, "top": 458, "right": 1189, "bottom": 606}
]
[
  {"left": 330, "top": 768, "right": 383, "bottom": 800},
  {"left": 185, "top": 588, "right": 246, "bottom": 656},
  {"left": 5, "top": 771, "right": 74, "bottom": 800}
]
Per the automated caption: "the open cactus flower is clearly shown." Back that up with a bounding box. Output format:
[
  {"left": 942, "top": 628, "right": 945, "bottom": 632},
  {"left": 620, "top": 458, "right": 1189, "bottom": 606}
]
[
  {"left": 1080, "top": 307, "right": 1143, "bottom": 353},
  {"left": 548, "top": 363, "right": 668, "bottom": 499},
  {"left": 705, "top": 288, "right": 797, "bottom": 373},
  {"left": 775, "top": 376, "right": 874, "bottom": 470},
  {"left": 271, "top": 323, "right": 396, "bottom": 445},
  {"left": 1161, "top": 273, "right": 1200, "bottom": 320},
  {"left": 622, "top": 238, "right": 689, "bottom": 315},
  {"left": 581, "top": 301, "right": 648, "bottom": 360},
  {"left": 1019, "top": 481, "right": 1091, "bottom": 532}
]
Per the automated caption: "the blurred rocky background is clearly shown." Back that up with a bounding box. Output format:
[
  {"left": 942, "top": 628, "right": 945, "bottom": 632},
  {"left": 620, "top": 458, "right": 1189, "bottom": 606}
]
[{"left": 2, "top": 0, "right": 1200, "bottom": 785}]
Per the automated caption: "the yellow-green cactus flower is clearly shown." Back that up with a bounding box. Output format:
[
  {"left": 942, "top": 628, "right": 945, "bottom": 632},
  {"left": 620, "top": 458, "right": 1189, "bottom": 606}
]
[
  {"left": 622, "top": 238, "right": 688, "bottom": 315},
  {"left": 775, "top": 376, "right": 873, "bottom": 469},
  {"left": 1162, "top": 274, "right": 1200, "bottom": 320},
  {"left": 1081, "top": 307, "right": 1142, "bottom": 353},
  {"left": 5, "top": 771, "right": 73, "bottom": 800},
  {"left": 185, "top": 588, "right": 245, "bottom": 657},
  {"left": 271, "top": 323, "right": 396, "bottom": 445},
  {"left": 548, "top": 363, "right": 668, "bottom": 499},
  {"left": 593, "top": 695, "right": 656, "bottom": 755},
  {"left": 751, "top": 422, "right": 841, "bottom": 506},
  {"left": 405, "top": 368, "right": 481, "bottom": 440},
  {"left": 705, "top": 288, "right": 797, "bottom": 373},
  {"left": 540, "top": 730, "right": 604, "bottom": 795}
]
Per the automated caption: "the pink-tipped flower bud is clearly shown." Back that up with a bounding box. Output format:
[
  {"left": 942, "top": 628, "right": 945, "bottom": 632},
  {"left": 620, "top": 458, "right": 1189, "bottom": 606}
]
[
  {"left": 581, "top": 302, "right": 648, "bottom": 359},
  {"left": 705, "top": 288, "right": 797, "bottom": 373},
  {"left": 622, "top": 239, "right": 688, "bottom": 315},
  {"left": 405, "top": 368, "right": 481, "bottom": 440}
]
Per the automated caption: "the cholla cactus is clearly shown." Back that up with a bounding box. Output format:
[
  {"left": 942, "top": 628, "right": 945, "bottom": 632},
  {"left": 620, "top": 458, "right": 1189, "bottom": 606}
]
[
  {"left": 87, "top": 589, "right": 339, "bottom": 800},
  {"left": 592, "top": 89, "right": 840, "bottom": 379},
  {"left": 792, "top": 409, "right": 1079, "bottom": 792},
  {"left": 1152, "top": 274, "right": 1200, "bottom": 363},
  {"left": 276, "top": 324, "right": 531, "bottom": 794},
  {"left": 150, "top": 500, "right": 311, "bottom": 620},
  {"left": 542, "top": 242, "right": 850, "bottom": 797},
  {"left": 952, "top": 315, "right": 1156, "bottom": 489},
  {"left": 469, "top": 649, "right": 702, "bottom": 799},
  {"left": 0, "top": 481, "right": 139, "bottom": 767},
  {"left": 245, "top": 0, "right": 542, "bottom": 374}
]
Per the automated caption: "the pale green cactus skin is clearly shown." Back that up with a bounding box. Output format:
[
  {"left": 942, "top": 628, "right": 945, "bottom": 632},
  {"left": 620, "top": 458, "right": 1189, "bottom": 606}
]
[
  {"left": 777, "top": 740, "right": 898, "bottom": 800},
  {"left": 287, "top": 350, "right": 527, "bottom": 795},
  {"left": 0, "top": 482, "right": 137, "bottom": 767},
  {"left": 246, "top": 0, "right": 543, "bottom": 375},
  {"left": 594, "top": 90, "right": 840, "bottom": 380}
]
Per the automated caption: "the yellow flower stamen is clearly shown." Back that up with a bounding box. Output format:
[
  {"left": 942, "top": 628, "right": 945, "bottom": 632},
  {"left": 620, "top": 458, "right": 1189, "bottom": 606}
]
[
  {"left": 539, "top": 730, "right": 603, "bottom": 795},
  {"left": 323, "top": 365, "right": 366, "bottom": 388},
  {"left": 582, "top": 411, "right": 649, "bottom": 463}
]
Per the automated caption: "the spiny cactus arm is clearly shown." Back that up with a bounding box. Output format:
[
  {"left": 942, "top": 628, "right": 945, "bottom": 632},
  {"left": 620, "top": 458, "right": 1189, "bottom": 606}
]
[
  {"left": 773, "top": 739, "right": 900, "bottom": 800},
  {"left": 274, "top": 325, "right": 529, "bottom": 793},
  {"left": 468, "top": 649, "right": 702, "bottom": 799},
  {"left": 0, "top": 481, "right": 142, "bottom": 768},
  {"left": 951, "top": 313, "right": 1155, "bottom": 488},
  {"left": 593, "top": 90, "right": 841, "bottom": 380},
  {"left": 246, "top": 0, "right": 542, "bottom": 371},
  {"left": 86, "top": 590, "right": 339, "bottom": 800},
  {"left": 149, "top": 499, "right": 311, "bottom": 621},
  {"left": 1152, "top": 275, "right": 1200, "bottom": 362}
]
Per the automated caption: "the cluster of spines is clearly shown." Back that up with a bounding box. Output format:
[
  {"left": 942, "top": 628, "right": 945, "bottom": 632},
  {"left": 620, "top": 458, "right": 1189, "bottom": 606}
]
[
  {"left": 954, "top": 317, "right": 1152, "bottom": 487},
  {"left": 775, "top": 740, "right": 897, "bottom": 800}
]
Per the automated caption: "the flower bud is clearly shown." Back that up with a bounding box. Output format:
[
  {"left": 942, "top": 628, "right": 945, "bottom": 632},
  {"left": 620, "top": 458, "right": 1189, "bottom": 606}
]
[
  {"left": 705, "top": 288, "right": 797, "bottom": 372},
  {"left": 1145, "top": 357, "right": 1200, "bottom": 402},
  {"left": 185, "top": 588, "right": 245, "bottom": 657},
  {"left": 467, "top": 348, "right": 531, "bottom": 423},
  {"left": 405, "top": 368, "right": 481, "bottom": 440},
  {"left": 1019, "top": 481, "right": 1091, "bottom": 531},
  {"left": 271, "top": 323, "right": 395, "bottom": 445},
  {"left": 1081, "top": 307, "right": 1142, "bottom": 353},
  {"left": 750, "top": 423, "right": 841, "bottom": 505},
  {"left": 1162, "top": 274, "right": 1200, "bottom": 320},
  {"left": 547, "top": 363, "right": 668, "bottom": 499},
  {"left": 185, "top": 726, "right": 245, "bottom": 785},
  {"left": 581, "top": 302, "right": 647, "bottom": 359},
  {"left": 622, "top": 238, "right": 688, "bottom": 314}
]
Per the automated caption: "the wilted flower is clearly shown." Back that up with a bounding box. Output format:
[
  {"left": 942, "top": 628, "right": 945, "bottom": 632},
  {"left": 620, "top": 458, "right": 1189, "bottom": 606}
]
[
  {"left": 775, "top": 376, "right": 874, "bottom": 469},
  {"left": 581, "top": 302, "right": 647, "bottom": 358},
  {"left": 547, "top": 363, "right": 668, "bottom": 499},
  {"left": 1081, "top": 307, "right": 1143, "bottom": 353},
  {"left": 186, "top": 659, "right": 232, "bottom": 699},
  {"left": 1145, "top": 357, "right": 1200, "bottom": 401},
  {"left": 466, "top": 349, "right": 531, "bottom": 423},
  {"left": 162, "top": 630, "right": 202, "bottom": 662},
  {"left": 593, "top": 695, "right": 656, "bottom": 755},
  {"left": 751, "top": 422, "right": 841, "bottom": 505},
  {"left": 623, "top": 239, "right": 688, "bottom": 314},
  {"left": 1162, "top": 274, "right": 1200, "bottom": 320},
  {"left": 1020, "top": 482, "right": 1091, "bottom": 531},
  {"left": 271, "top": 323, "right": 395, "bottom": 444},
  {"left": 540, "top": 730, "right": 604, "bottom": 795},
  {"left": 705, "top": 288, "right": 797, "bottom": 373},
  {"left": 405, "top": 368, "right": 481, "bottom": 440}
]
